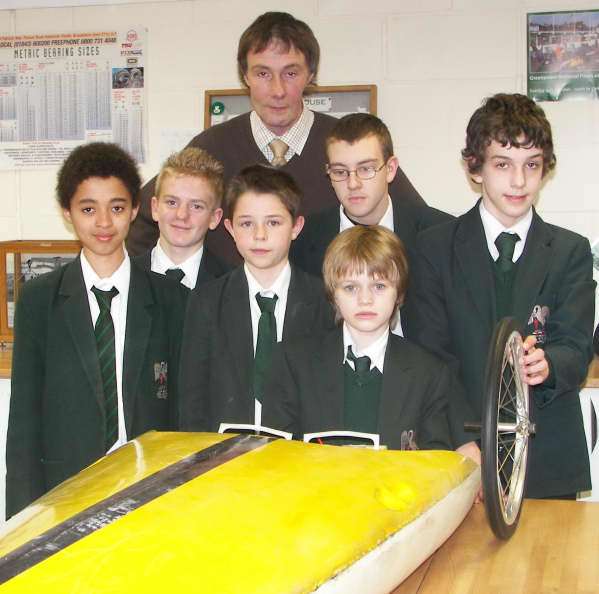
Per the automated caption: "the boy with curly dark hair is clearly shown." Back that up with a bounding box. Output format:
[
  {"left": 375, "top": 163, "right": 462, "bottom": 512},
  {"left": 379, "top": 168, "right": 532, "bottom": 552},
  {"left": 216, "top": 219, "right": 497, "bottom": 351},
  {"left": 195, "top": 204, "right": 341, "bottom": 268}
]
[
  {"left": 407, "top": 93, "right": 595, "bottom": 498},
  {"left": 6, "top": 142, "right": 187, "bottom": 517}
]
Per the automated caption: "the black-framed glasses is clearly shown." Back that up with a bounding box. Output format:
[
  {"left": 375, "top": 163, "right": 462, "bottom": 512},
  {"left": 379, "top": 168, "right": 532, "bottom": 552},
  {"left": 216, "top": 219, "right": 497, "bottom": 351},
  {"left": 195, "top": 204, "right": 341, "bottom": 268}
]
[{"left": 326, "top": 162, "right": 387, "bottom": 182}]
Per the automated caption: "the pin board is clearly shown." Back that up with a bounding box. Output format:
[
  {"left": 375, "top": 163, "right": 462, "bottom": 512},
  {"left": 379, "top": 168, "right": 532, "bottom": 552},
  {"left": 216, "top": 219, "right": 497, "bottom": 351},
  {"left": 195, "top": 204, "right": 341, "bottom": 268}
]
[{"left": 204, "top": 85, "right": 377, "bottom": 129}]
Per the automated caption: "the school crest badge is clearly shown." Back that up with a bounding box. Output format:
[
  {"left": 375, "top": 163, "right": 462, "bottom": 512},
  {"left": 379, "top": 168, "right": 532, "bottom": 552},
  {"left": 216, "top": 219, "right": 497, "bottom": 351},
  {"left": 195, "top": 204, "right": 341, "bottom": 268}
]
[
  {"left": 154, "top": 361, "right": 168, "bottom": 399},
  {"left": 527, "top": 305, "right": 549, "bottom": 345}
]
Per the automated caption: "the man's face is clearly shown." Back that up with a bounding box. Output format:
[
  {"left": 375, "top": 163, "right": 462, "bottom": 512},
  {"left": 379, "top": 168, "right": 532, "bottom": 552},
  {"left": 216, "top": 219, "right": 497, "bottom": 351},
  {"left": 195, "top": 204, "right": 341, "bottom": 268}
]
[
  {"left": 327, "top": 135, "right": 398, "bottom": 225},
  {"left": 334, "top": 270, "right": 398, "bottom": 347},
  {"left": 224, "top": 191, "right": 304, "bottom": 284},
  {"left": 151, "top": 174, "right": 222, "bottom": 260},
  {"left": 63, "top": 176, "right": 138, "bottom": 271},
  {"left": 473, "top": 140, "right": 544, "bottom": 228},
  {"left": 244, "top": 41, "right": 313, "bottom": 136}
]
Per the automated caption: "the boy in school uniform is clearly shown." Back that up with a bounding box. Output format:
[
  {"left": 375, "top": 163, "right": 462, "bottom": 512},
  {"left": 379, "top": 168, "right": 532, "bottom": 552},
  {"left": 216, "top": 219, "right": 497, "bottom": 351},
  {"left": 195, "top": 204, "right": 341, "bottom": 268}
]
[
  {"left": 263, "top": 225, "right": 453, "bottom": 450},
  {"left": 407, "top": 93, "right": 595, "bottom": 497},
  {"left": 291, "top": 113, "right": 451, "bottom": 285},
  {"left": 6, "top": 142, "right": 187, "bottom": 517},
  {"left": 178, "top": 164, "right": 334, "bottom": 431},
  {"left": 133, "top": 147, "right": 230, "bottom": 290}
]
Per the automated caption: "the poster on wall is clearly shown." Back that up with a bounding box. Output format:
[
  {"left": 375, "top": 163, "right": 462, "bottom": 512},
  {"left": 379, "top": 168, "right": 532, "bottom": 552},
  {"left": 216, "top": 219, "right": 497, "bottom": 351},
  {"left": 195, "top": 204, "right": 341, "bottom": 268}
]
[
  {"left": 0, "top": 27, "right": 147, "bottom": 169},
  {"left": 527, "top": 10, "right": 599, "bottom": 102}
]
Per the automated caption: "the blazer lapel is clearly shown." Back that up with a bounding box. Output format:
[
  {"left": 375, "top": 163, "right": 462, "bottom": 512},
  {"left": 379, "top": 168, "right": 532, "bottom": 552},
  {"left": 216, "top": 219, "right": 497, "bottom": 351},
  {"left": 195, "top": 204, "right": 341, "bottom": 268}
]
[
  {"left": 455, "top": 204, "right": 496, "bottom": 329},
  {"left": 312, "top": 208, "right": 340, "bottom": 257},
  {"left": 59, "top": 259, "right": 103, "bottom": 413},
  {"left": 282, "top": 267, "right": 316, "bottom": 339},
  {"left": 131, "top": 252, "right": 151, "bottom": 273},
  {"left": 123, "top": 264, "right": 154, "bottom": 435},
  {"left": 223, "top": 268, "right": 254, "bottom": 405},
  {"left": 196, "top": 248, "right": 217, "bottom": 286},
  {"left": 378, "top": 336, "right": 409, "bottom": 443},
  {"left": 392, "top": 197, "right": 418, "bottom": 254},
  {"left": 512, "top": 211, "right": 554, "bottom": 327},
  {"left": 314, "top": 329, "right": 345, "bottom": 430}
]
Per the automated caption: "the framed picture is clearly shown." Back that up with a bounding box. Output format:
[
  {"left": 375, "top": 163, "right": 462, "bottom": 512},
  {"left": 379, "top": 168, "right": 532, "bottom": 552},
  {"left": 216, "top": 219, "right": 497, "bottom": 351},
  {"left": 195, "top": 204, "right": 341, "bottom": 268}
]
[
  {"left": 527, "top": 10, "right": 599, "bottom": 101},
  {"left": 204, "top": 84, "right": 377, "bottom": 129},
  {"left": 0, "top": 240, "right": 81, "bottom": 343}
]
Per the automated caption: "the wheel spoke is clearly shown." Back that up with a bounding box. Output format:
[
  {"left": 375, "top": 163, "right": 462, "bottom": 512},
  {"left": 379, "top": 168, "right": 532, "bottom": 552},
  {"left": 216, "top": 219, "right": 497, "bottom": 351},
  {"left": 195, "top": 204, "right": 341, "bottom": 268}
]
[
  {"left": 499, "top": 369, "right": 518, "bottom": 413},
  {"left": 510, "top": 437, "right": 526, "bottom": 482},
  {"left": 498, "top": 437, "right": 516, "bottom": 478}
]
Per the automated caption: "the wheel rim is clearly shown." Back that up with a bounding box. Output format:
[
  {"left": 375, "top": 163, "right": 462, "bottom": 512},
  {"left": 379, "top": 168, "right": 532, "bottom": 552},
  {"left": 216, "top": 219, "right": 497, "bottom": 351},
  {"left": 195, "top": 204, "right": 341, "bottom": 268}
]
[{"left": 495, "top": 330, "right": 531, "bottom": 525}]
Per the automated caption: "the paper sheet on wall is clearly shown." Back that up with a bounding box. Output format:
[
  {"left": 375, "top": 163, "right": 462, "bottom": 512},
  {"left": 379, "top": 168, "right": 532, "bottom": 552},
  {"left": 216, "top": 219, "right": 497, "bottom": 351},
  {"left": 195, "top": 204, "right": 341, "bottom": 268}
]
[
  {"left": 157, "top": 128, "right": 199, "bottom": 168},
  {"left": 0, "top": 27, "right": 147, "bottom": 169}
]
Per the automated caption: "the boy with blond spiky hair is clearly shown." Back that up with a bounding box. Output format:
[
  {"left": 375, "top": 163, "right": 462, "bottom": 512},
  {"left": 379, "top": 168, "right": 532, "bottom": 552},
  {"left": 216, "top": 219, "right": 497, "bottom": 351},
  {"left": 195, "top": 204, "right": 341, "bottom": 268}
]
[{"left": 134, "top": 147, "right": 229, "bottom": 290}]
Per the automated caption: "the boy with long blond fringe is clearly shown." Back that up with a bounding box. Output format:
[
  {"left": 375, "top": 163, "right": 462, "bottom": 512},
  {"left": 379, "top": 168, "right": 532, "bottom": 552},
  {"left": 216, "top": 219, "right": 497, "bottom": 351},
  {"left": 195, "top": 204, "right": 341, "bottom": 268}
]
[{"left": 264, "top": 225, "right": 453, "bottom": 450}]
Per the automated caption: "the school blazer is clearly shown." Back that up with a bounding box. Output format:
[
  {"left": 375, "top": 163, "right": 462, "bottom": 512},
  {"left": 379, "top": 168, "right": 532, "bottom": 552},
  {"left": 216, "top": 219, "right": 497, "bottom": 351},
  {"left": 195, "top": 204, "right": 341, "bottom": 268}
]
[
  {"left": 290, "top": 195, "right": 453, "bottom": 279},
  {"left": 262, "top": 328, "right": 453, "bottom": 451},
  {"left": 406, "top": 202, "right": 595, "bottom": 496},
  {"left": 133, "top": 246, "right": 230, "bottom": 293},
  {"left": 6, "top": 258, "right": 187, "bottom": 517},
  {"left": 178, "top": 265, "right": 335, "bottom": 431}
]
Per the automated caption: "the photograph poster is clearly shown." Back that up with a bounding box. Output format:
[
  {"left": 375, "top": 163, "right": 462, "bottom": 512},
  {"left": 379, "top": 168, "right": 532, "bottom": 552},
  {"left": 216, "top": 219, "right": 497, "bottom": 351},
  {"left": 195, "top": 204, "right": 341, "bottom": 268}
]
[{"left": 528, "top": 10, "right": 599, "bottom": 101}]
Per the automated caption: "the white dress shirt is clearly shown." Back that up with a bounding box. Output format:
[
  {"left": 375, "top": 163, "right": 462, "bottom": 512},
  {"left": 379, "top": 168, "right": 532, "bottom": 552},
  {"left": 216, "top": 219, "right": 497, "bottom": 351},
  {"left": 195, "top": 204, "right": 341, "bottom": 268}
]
[
  {"left": 339, "top": 194, "right": 394, "bottom": 233},
  {"left": 479, "top": 201, "right": 532, "bottom": 263},
  {"left": 150, "top": 240, "right": 203, "bottom": 289},
  {"left": 80, "top": 250, "right": 130, "bottom": 453},
  {"left": 343, "top": 323, "right": 389, "bottom": 373},
  {"left": 250, "top": 106, "right": 314, "bottom": 163},
  {"left": 245, "top": 262, "right": 292, "bottom": 426}
]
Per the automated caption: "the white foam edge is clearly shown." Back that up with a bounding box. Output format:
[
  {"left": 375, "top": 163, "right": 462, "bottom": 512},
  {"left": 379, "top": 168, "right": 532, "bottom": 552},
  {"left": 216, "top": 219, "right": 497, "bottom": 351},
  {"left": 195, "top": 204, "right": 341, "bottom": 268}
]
[{"left": 313, "top": 465, "right": 481, "bottom": 594}]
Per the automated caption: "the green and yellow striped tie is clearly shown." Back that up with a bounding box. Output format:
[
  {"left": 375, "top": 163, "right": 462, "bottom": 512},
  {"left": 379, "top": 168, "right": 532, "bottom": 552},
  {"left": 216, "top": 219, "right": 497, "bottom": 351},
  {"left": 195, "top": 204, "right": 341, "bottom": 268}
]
[{"left": 91, "top": 286, "right": 119, "bottom": 451}]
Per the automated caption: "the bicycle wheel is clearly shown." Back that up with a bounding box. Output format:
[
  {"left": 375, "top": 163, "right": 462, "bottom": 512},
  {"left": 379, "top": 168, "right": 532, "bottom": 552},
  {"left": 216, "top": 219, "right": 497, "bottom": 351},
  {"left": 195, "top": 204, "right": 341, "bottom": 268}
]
[{"left": 481, "top": 317, "right": 534, "bottom": 539}]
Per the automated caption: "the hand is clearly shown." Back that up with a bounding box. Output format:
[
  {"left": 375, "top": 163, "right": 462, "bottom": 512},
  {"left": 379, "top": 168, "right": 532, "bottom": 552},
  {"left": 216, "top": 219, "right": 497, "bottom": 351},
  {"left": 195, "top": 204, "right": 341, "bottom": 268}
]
[
  {"left": 520, "top": 335, "right": 549, "bottom": 386},
  {"left": 456, "top": 441, "right": 483, "bottom": 503},
  {"left": 456, "top": 440, "right": 481, "bottom": 465}
]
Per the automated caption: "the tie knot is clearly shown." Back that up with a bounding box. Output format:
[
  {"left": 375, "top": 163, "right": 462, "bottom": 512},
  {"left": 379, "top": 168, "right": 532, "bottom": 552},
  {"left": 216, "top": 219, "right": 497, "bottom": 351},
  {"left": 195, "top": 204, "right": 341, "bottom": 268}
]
[
  {"left": 256, "top": 293, "right": 278, "bottom": 314},
  {"left": 165, "top": 268, "right": 185, "bottom": 283},
  {"left": 269, "top": 138, "right": 288, "bottom": 167},
  {"left": 91, "top": 286, "right": 119, "bottom": 311},
  {"left": 495, "top": 232, "right": 520, "bottom": 270},
  {"left": 347, "top": 345, "right": 371, "bottom": 373}
]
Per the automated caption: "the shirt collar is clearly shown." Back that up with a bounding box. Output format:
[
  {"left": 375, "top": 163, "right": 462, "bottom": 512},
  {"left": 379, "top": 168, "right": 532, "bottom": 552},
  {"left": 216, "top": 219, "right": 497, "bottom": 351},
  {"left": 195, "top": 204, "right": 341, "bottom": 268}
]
[
  {"left": 339, "top": 195, "right": 393, "bottom": 232},
  {"left": 342, "top": 323, "right": 389, "bottom": 373},
  {"left": 80, "top": 248, "right": 130, "bottom": 295},
  {"left": 244, "top": 260, "right": 292, "bottom": 298},
  {"left": 250, "top": 106, "right": 314, "bottom": 157},
  {"left": 152, "top": 240, "right": 204, "bottom": 287},
  {"left": 479, "top": 200, "right": 532, "bottom": 262}
]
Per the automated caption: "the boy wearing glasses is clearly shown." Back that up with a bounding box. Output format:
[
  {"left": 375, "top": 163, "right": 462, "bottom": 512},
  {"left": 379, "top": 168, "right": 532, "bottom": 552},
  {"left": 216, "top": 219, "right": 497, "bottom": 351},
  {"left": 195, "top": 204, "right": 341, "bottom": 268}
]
[{"left": 292, "top": 113, "right": 451, "bottom": 322}]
